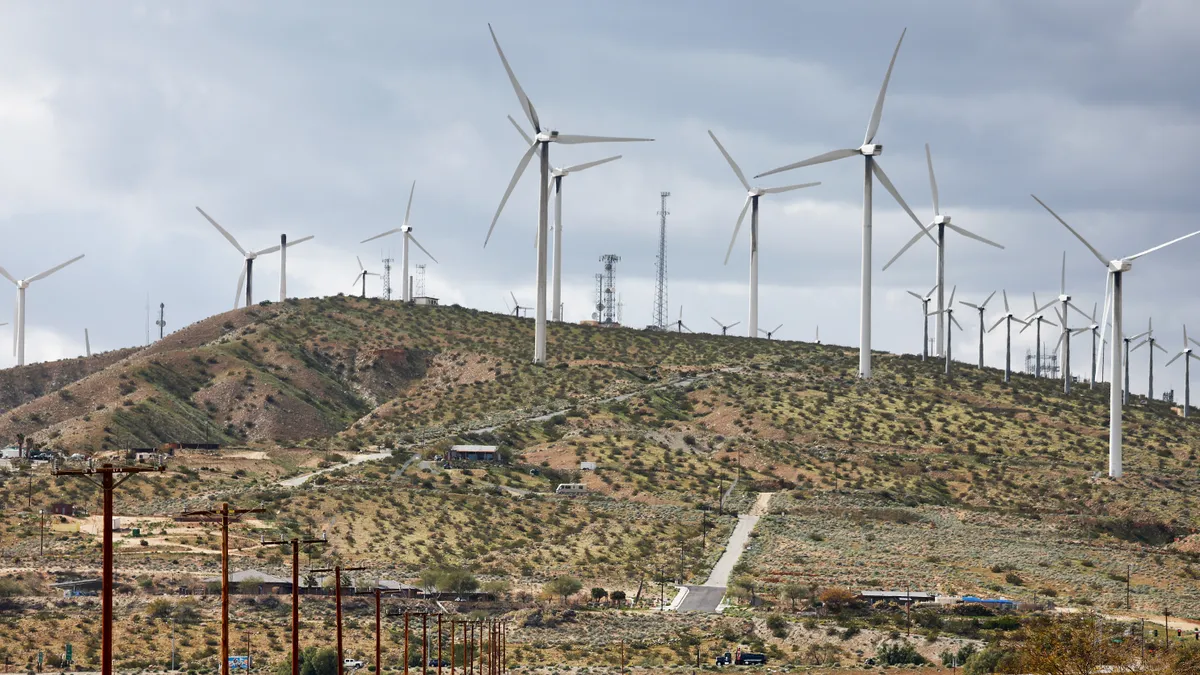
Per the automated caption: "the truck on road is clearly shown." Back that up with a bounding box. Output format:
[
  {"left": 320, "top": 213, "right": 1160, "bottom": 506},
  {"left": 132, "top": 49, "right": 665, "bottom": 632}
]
[{"left": 715, "top": 650, "right": 766, "bottom": 666}]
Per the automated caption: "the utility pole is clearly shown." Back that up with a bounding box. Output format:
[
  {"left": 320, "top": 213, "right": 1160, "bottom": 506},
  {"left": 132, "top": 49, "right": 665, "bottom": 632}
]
[
  {"left": 311, "top": 566, "right": 367, "bottom": 675},
  {"left": 52, "top": 461, "right": 165, "bottom": 675},
  {"left": 39, "top": 509, "right": 45, "bottom": 555},
  {"left": 178, "top": 503, "right": 265, "bottom": 675},
  {"left": 243, "top": 631, "right": 252, "bottom": 672},
  {"left": 1127, "top": 564, "right": 1131, "bottom": 610},
  {"left": 261, "top": 534, "right": 327, "bottom": 675}
]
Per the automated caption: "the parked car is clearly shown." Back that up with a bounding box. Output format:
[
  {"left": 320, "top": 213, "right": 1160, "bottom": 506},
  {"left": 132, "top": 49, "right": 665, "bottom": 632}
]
[
  {"left": 428, "top": 659, "right": 447, "bottom": 667},
  {"left": 343, "top": 659, "right": 364, "bottom": 670}
]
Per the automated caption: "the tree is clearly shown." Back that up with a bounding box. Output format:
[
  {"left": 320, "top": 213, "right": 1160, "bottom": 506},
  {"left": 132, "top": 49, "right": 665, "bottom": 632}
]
[
  {"left": 877, "top": 640, "right": 926, "bottom": 666},
  {"left": 781, "top": 583, "right": 805, "bottom": 611},
  {"left": 610, "top": 590, "right": 627, "bottom": 607},
  {"left": 544, "top": 576, "right": 583, "bottom": 604},
  {"left": 295, "top": 647, "right": 337, "bottom": 675},
  {"left": 1008, "top": 615, "right": 1130, "bottom": 674},
  {"left": 590, "top": 587, "right": 608, "bottom": 604},
  {"left": 818, "top": 587, "right": 857, "bottom": 613},
  {"left": 437, "top": 568, "right": 479, "bottom": 595},
  {"left": 147, "top": 598, "right": 174, "bottom": 620}
]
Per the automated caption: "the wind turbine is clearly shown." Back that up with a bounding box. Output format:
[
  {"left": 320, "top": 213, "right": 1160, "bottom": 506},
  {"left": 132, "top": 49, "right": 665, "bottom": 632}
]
[
  {"left": 196, "top": 207, "right": 313, "bottom": 309},
  {"left": 884, "top": 144, "right": 1003, "bottom": 357},
  {"left": 959, "top": 291, "right": 996, "bottom": 369},
  {"left": 504, "top": 292, "right": 532, "bottom": 319},
  {"left": 509, "top": 117, "right": 621, "bottom": 322},
  {"left": 672, "top": 306, "right": 693, "bottom": 334},
  {"left": 906, "top": 284, "right": 938, "bottom": 360},
  {"left": 485, "top": 24, "right": 652, "bottom": 365},
  {"left": 1164, "top": 326, "right": 1200, "bottom": 418},
  {"left": 986, "top": 291, "right": 1028, "bottom": 384},
  {"left": 929, "top": 285, "right": 962, "bottom": 375},
  {"left": 814, "top": 326, "right": 821, "bottom": 345},
  {"left": 0, "top": 255, "right": 85, "bottom": 366},
  {"left": 1082, "top": 303, "right": 1103, "bottom": 389},
  {"left": 1120, "top": 326, "right": 1152, "bottom": 405},
  {"left": 708, "top": 130, "right": 820, "bottom": 337},
  {"left": 711, "top": 317, "right": 741, "bottom": 336},
  {"left": 353, "top": 257, "right": 380, "bottom": 299},
  {"left": 1022, "top": 292, "right": 1058, "bottom": 379},
  {"left": 1132, "top": 318, "right": 1168, "bottom": 401},
  {"left": 1052, "top": 306, "right": 1089, "bottom": 395},
  {"left": 1034, "top": 193, "right": 1200, "bottom": 478},
  {"left": 755, "top": 28, "right": 933, "bottom": 379},
  {"left": 360, "top": 181, "right": 439, "bottom": 303},
  {"left": 758, "top": 324, "right": 783, "bottom": 340}
]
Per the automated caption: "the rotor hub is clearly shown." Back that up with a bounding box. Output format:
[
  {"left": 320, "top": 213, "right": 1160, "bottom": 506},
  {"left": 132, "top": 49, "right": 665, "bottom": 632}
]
[
  {"left": 934, "top": 215, "right": 950, "bottom": 225},
  {"left": 859, "top": 143, "right": 883, "bottom": 156},
  {"left": 1109, "top": 260, "right": 1131, "bottom": 273}
]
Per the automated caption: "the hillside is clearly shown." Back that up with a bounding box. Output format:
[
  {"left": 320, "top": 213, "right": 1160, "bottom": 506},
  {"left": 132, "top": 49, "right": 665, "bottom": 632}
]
[{"left": 2, "top": 297, "right": 1199, "bottom": 671}]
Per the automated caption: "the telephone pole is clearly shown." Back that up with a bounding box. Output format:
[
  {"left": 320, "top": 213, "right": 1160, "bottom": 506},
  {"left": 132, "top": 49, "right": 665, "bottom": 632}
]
[
  {"left": 261, "top": 534, "right": 328, "bottom": 675},
  {"left": 52, "top": 462, "right": 165, "bottom": 675},
  {"left": 311, "top": 565, "right": 367, "bottom": 675},
  {"left": 177, "top": 503, "right": 265, "bottom": 675}
]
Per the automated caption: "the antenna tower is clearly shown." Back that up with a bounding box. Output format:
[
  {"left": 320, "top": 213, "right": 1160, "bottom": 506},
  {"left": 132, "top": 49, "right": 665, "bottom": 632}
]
[
  {"left": 593, "top": 274, "right": 604, "bottom": 322},
  {"left": 652, "top": 192, "right": 670, "bottom": 329},
  {"left": 381, "top": 255, "right": 394, "bottom": 300},
  {"left": 600, "top": 254, "right": 620, "bottom": 324},
  {"left": 414, "top": 263, "right": 427, "bottom": 298}
]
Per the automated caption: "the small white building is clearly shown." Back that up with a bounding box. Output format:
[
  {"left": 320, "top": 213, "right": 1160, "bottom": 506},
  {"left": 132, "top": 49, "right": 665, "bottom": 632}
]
[
  {"left": 412, "top": 296, "right": 439, "bottom": 307},
  {"left": 580, "top": 461, "right": 596, "bottom": 471},
  {"left": 555, "top": 483, "right": 588, "bottom": 496},
  {"left": 1, "top": 447, "right": 22, "bottom": 459}
]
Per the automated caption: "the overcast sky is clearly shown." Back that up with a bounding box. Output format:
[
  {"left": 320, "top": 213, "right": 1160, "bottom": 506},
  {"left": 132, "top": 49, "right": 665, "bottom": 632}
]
[{"left": 2, "top": 1, "right": 1198, "bottom": 398}]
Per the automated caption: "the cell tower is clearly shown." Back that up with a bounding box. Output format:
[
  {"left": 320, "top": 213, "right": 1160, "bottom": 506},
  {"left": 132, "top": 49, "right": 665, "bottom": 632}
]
[
  {"left": 415, "top": 263, "right": 427, "bottom": 298},
  {"left": 600, "top": 254, "right": 620, "bottom": 324},
  {"left": 593, "top": 274, "right": 604, "bottom": 322},
  {"left": 381, "top": 255, "right": 394, "bottom": 300},
  {"left": 652, "top": 192, "right": 670, "bottom": 330}
]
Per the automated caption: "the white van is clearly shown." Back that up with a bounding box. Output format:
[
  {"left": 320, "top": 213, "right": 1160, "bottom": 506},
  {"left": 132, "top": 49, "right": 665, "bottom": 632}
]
[{"left": 555, "top": 483, "right": 587, "bottom": 496}]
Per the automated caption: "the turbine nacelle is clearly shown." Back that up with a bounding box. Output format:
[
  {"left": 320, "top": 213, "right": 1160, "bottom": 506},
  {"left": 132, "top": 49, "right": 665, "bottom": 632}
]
[
  {"left": 1109, "top": 260, "right": 1131, "bottom": 273},
  {"left": 933, "top": 214, "right": 951, "bottom": 225},
  {"left": 747, "top": 188, "right": 766, "bottom": 198},
  {"left": 859, "top": 143, "right": 883, "bottom": 156},
  {"left": 536, "top": 130, "right": 559, "bottom": 142}
]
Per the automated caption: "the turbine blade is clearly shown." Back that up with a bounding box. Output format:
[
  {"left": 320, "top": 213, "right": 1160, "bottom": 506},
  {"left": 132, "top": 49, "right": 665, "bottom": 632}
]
[
  {"left": 754, "top": 148, "right": 858, "bottom": 179},
  {"left": 1031, "top": 195, "right": 1108, "bottom": 265},
  {"left": 730, "top": 322, "right": 741, "bottom": 329},
  {"left": 708, "top": 130, "right": 750, "bottom": 191},
  {"left": 906, "top": 290, "right": 924, "bottom": 301},
  {"left": 553, "top": 134, "right": 653, "bottom": 145},
  {"left": 485, "top": 141, "right": 539, "bottom": 247},
  {"left": 927, "top": 283, "right": 939, "bottom": 299},
  {"left": 864, "top": 28, "right": 906, "bottom": 145},
  {"left": 562, "top": 155, "right": 622, "bottom": 174},
  {"left": 0, "top": 266, "right": 16, "bottom": 285},
  {"left": 1060, "top": 250, "right": 1067, "bottom": 296},
  {"left": 508, "top": 115, "right": 534, "bottom": 145},
  {"left": 950, "top": 314, "right": 963, "bottom": 331},
  {"left": 1019, "top": 320, "right": 1033, "bottom": 335},
  {"left": 254, "top": 245, "right": 281, "bottom": 256},
  {"left": 711, "top": 317, "right": 722, "bottom": 328},
  {"left": 981, "top": 290, "right": 997, "bottom": 308},
  {"left": 197, "top": 207, "right": 248, "bottom": 256},
  {"left": 285, "top": 235, "right": 314, "bottom": 247},
  {"left": 27, "top": 254, "right": 85, "bottom": 283},
  {"left": 960, "top": 302, "right": 980, "bottom": 309},
  {"left": 1166, "top": 352, "right": 1183, "bottom": 367},
  {"left": 947, "top": 285, "right": 957, "bottom": 307},
  {"left": 1068, "top": 302, "right": 1091, "bottom": 322},
  {"left": 1126, "top": 229, "right": 1200, "bottom": 261},
  {"left": 361, "top": 228, "right": 403, "bottom": 244},
  {"left": 773, "top": 324, "right": 783, "bottom": 333},
  {"left": 881, "top": 227, "right": 931, "bottom": 272},
  {"left": 1003, "top": 289, "right": 1010, "bottom": 314},
  {"left": 1132, "top": 339, "right": 1147, "bottom": 352},
  {"left": 872, "top": 162, "right": 937, "bottom": 245},
  {"left": 1154, "top": 341, "right": 1168, "bottom": 354},
  {"left": 403, "top": 180, "right": 417, "bottom": 228},
  {"left": 353, "top": 271, "right": 363, "bottom": 286},
  {"left": 760, "top": 181, "right": 821, "bottom": 195},
  {"left": 925, "top": 143, "right": 939, "bottom": 215},
  {"left": 945, "top": 223, "right": 1004, "bottom": 249},
  {"left": 357, "top": 256, "right": 364, "bottom": 272},
  {"left": 488, "top": 24, "right": 540, "bottom": 132},
  {"left": 409, "top": 235, "right": 439, "bottom": 264},
  {"left": 723, "top": 197, "right": 752, "bottom": 266},
  {"left": 234, "top": 266, "right": 246, "bottom": 310},
  {"left": 988, "top": 316, "right": 1006, "bottom": 333}
]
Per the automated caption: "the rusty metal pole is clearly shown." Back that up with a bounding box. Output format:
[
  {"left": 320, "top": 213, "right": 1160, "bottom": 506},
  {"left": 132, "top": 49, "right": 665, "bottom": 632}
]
[
  {"left": 422, "top": 614, "right": 428, "bottom": 675},
  {"left": 477, "top": 622, "right": 483, "bottom": 675},
  {"left": 291, "top": 543, "right": 300, "bottom": 675},
  {"left": 336, "top": 568, "right": 345, "bottom": 675},
  {"left": 376, "top": 590, "right": 382, "bottom": 675},
  {"left": 404, "top": 612, "right": 410, "bottom": 675},
  {"left": 437, "top": 614, "right": 443, "bottom": 675},
  {"left": 466, "top": 623, "right": 472, "bottom": 675},
  {"left": 101, "top": 469, "right": 115, "bottom": 675},
  {"left": 221, "top": 503, "right": 231, "bottom": 675},
  {"left": 450, "top": 620, "right": 456, "bottom": 675}
]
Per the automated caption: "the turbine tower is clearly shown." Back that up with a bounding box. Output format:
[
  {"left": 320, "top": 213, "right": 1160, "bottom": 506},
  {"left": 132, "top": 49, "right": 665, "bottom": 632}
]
[
  {"left": 485, "top": 24, "right": 652, "bottom": 364},
  {"left": 353, "top": 257, "right": 380, "bottom": 298},
  {"left": 906, "top": 284, "right": 937, "bottom": 360},
  {"left": 959, "top": 291, "right": 996, "bottom": 369},
  {"left": 929, "top": 285, "right": 962, "bottom": 376},
  {"left": 1131, "top": 318, "right": 1167, "bottom": 401},
  {"left": 1120, "top": 327, "right": 1151, "bottom": 405},
  {"left": 884, "top": 144, "right": 1003, "bottom": 357},
  {"left": 708, "top": 130, "right": 819, "bottom": 337},
  {"left": 987, "top": 290, "right": 1028, "bottom": 384},
  {"left": 1164, "top": 326, "right": 1199, "bottom": 418},
  {"left": 1035, "top": 194, "right": 1200, "bottom": 478},
  {"left": 196, "top": 207, "right": 312, "bottom": 308},
  {"left": 1022, "top": 292, "right": 1059, "bottom": 379},
  {"left": 756, "top": 29, "right": 934, "bottom": 378},
  {"left": 1083, "top": 303, "right": 1102, "bottom": 389},
  {"left": 360, "top": 182, "right": 439, "bottom": 302},
  {"left": 1053, "top": 305, "right": 1088, "bottom": 395},
  {"left": 0, "top": 255, "right": 85, "bottom": 366}
]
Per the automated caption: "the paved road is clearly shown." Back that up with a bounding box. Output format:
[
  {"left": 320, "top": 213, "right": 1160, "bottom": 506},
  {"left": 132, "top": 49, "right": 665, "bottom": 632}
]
[
  {"left": 704, "top": 514, "right": 760, "bottom": 587},
  {"left": 676, "top": 585, "right": 727, "bottom": 612}
]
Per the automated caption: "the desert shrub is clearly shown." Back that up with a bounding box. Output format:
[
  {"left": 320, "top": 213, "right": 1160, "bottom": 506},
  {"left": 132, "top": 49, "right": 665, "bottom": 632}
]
[{"left": 877, "top": 640, "right": 926, "bottom": 665}]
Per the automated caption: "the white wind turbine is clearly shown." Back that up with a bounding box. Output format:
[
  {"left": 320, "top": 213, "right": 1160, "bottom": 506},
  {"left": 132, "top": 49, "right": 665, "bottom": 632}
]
[
  {"left": 196, "top": 207, "right": 313, "bottom": 309},
  {"left": 1119, "top": 325, "right": 1152, "bottom": 405},
  {"left": 1, "top": 255, "right": 85, "bottom": 367},
  {"left": 1164, "top": 326, "right": 1200, "bottom": 418},
  {"left": 906, "top": 284, "right": 938, "bottom": 361},
  {"left": 711, "top": 317, "right": 740, "bottom": 336},
  {"left": 510, "top": 116, "right": 622, "bottom": 322},
  {"left": 1022, "top": 292, "right": 1059, "bottom": 379},
  {"left": 1052, "top": 251, "right": 1093, "bottom": 393},
  {"left": 1082, "top": 303, "right": 1103, "bottom": 388},
  {"left": 1131, "top": 318, "right": 1168, "bottom": 401},
  {"left": 759, "top": 323, "right": 783, "bottom": 340},
  {"left": 929, "top": 285, "right": 962, "bottom": 375},
  {"left": 353, "top": 257, "right": 380, "bottom": 299},
  {"left": 708, "top": 130, "right": 820, "bottom": 337},
  {"left": 756, "top": 28, "right": 934, "bottom": 378},
  {"left": 485, "top": 24, "right": 652, "bottom": 364},
  {"left": 361, "top": 181, "right": 438, "bottom": 302},
  {"left": 1034, "top": 194, "right": 1200, "bottom": 478},
  {"left": 884, "top": 144, "right": 1003, "bottom": 357},
  {"left": 1052, "top": 305, "right": 1089, "bottom": 395},
  {"left": 986, "top": 290, "right": 1029, "bottom": 384},
  {"left": 959, "top": 290, "right": 996, "bottom": 369}
]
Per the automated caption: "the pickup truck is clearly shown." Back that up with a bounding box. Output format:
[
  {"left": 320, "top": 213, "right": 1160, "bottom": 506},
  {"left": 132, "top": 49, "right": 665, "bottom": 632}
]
[
  {"left": 343, "top": 659, "right": 364, "bottom": 670},
  {"left": 715, "top": 651, "right": 767, "bottom": 666}
]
